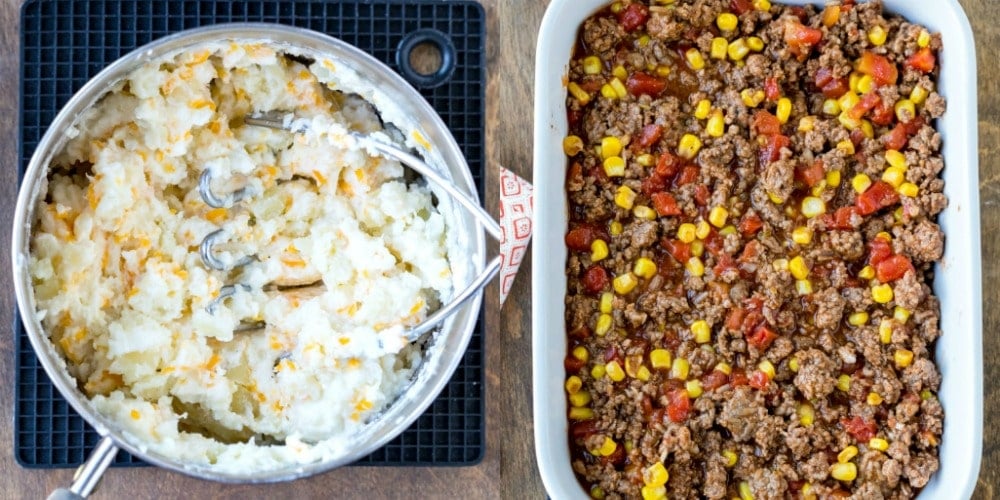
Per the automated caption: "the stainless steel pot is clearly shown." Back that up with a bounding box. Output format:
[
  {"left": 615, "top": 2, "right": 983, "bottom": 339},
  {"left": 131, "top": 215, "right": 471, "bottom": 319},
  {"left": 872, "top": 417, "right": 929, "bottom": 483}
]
[{"left": 12, "top": 23, "right": 497, "bottom": 497}]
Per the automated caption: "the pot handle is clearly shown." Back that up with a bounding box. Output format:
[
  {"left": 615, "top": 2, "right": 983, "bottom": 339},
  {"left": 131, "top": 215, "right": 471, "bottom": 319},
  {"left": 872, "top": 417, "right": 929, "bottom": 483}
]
[{"left": 47, "top": 436, "right": 118, "bottom": 500}]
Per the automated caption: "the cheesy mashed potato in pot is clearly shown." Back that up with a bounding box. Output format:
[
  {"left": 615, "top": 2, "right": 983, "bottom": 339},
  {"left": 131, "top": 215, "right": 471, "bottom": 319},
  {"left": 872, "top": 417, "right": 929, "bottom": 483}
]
[{"left": 28, "top": 42, "right": 453, "bottom": 471}]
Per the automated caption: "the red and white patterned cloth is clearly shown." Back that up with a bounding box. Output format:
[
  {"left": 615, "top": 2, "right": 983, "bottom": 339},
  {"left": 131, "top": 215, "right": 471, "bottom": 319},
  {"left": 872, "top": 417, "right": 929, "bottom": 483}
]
[{"left": 498, "top": 167, "right": 533, "bottom": 305}]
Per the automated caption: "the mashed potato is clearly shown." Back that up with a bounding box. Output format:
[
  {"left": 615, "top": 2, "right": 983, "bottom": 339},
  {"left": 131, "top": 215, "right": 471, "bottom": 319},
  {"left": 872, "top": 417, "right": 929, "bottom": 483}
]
[{"left": 28, "top": 42, "right": 453, "bottom": 470}]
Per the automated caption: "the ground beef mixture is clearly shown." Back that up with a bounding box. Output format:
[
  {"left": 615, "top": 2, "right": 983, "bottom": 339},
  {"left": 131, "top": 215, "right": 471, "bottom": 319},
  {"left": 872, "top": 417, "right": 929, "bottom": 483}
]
[{"left": 561, "top": 1, "right": 946, "bottom": 499}]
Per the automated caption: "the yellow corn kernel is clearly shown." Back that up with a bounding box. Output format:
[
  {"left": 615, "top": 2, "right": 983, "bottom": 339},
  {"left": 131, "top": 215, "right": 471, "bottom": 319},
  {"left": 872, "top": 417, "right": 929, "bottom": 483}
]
[
  {"left": 876, "top": 231, "right": 892, "bottom": 242},
  {"left": 601, "top": 84, "right": 618, "bottom": 100},
  {"left": 610, "top": 2, "right": 623, "bottom": 13},
  {"left": 894, "top": 349, "right": 914, "bottom": 368},
  {"left": 677, "top": 223, "right": 697, "bottom": 243},
  {"left": 885, "top": 149, "right": 908, "bottom": 170},
  {"left": 655, "top": 64, "right": 671, "bottom": 77},
  {"left": 695, "top": 99, "right": 712, "bottom": 119},
  {"left": 728, "top": 38, "right": 750, "bottom": 61},
  {"left": 691, "top": 320, "right": 711, "bottom": 344},
  {"left": 801, "top": 197, "right": 826, "bottom": 218},
  {"left": 796, "top": 279, "right": 813, "bottom": 296},
  {"left": 798, "top": 402, "right": 815, "bottom": 426},
  {"left": 600, "top": 292, "right": 614, "bottom": 313},
  {"left": 612, "top": 65, "right": 628, "bottom": 81},
  {"left": 838, "top": 110, "right": 862, "bottom": 130},
  {"left": 583, "top": 56, "right": 602, "bottom": 75},
  {"left": 894, "top": 306, "right": 912, "bottom": 323},
  {"left": 775, "top": 97, "right": 792, "bottom": 124},
  {"left": 741, "top": 88, "right": 764, "bottom": 107},
  {"left": 772, "top": 258, "right": 789, "bottom": 272},
  {"left": 634, "top": 257, "right": 658, "bottom": 279},
  {"left": 899, "top": 182, "right": 919, "bottom": 197},
  {"left": 839, "top": 91, "right": 860, "bottom": 112},
  {"left": 686, "top": 379, "right": 704, "bottom": 398},
  {"left": 798, "top": 115, "right": 816, "bottom": 132},
  {"left": 879, "top": 319, "right": 894, "bottom": 344},
  {"left": 606, "top": 78, "right": 625, "bottom": 99},
  {"left": 563, "top": 135, "right": 584, "bottom": 156},
  {"left": 747, "top": 36, "right": 765, "bottom": 52},
  {"left": 711, "top": 37, "right": 729, "bottom": 60},
  {"left": 613, "top": 273, "right": 638, "bottom": 295},
  {"left": 859, "top": 265, "right": 876, "bottom": 280},
  {"left": 615, "top": 185, "right": 636, "bottom": 209},
  {"left": 881, "top": 166, "right": 906, "bottom": 188},
  {"left": 591, "top": 364, "right": 606, "bottom": 379},
  {"left": 644, "top": 461, "right": 670, "bottom": 487},
  {"left": 671, "top": 357, "right": 690, "bottom": 380},
  {"left": 569, "top": 390, "right": 592, "bottom": 408},
  {"left": 831, "top": 462, "right": 857, "bottom": 482},
  {"left": 686, "top": 257, "right": 705, "bottom": 277},
  {"left": 910, "top": 84, "right": 929, "bottom": 105},
  {"left": 610, "top": 220, "right": 623, "bottom": 236},
  {"left": 709, "top": 206, "right": 729, "bottom": 228},
  {"left": 678, "top": 133, "right": 703, "bottom": 159},
  {"left": 838, "top": 445, "right": 859, "bottom": 464},
  {"left": 635, "top": 154, "right": 656, "bottom": 168},
  {"left": 848, "top": 311, "right": 869, "bottom": 326},
  {"left": 895, "top": 99, "right": 916, "bottom": 122},
  {"left": 867, "top": 392, "right": 884, "bottom": 405},
  {"left": 758, "top": 360, "right": 776, "bottom": 379},
  {"left": 638, "top": 34, "right": 651, "bottom": 47},
  {"left": 573, "top": 346, "right": 590, "bottom": 363},
  {"left": 791, "top": 227, "right": 813, "bottom": 246},
  {"left": 568, "top": 82, "right": 592, "bottom": 105},
  {"left": 636, "top": 365, "right": 651, "bottom": 381},
  {"left": 686, "top": 48, "right": 706, "bottom": 70},
  {"left": 601, "top": 137, "right": 623, "bottom": 159},
  {"left": 634, "top": 205, "right": 657, "bottom": 220},
  {"left": 650, "top": 349, "right": 672, "bottom": 369},
  {"left": 569, "top": 407, "right": 594, "bottom": 420},
  {"left": 695, "top": 220, "right": 711, "bottom": 240},
  {"left": 709, "top": 364, "right": 730, "bottom": 377},
  {"left": 810, "top": 179, "right": 827, "bottom": 198},
  {"left": 641, "top": 485, "right": 666, "bottom": 500},
  {"left": 595, "top": 313, "right": 613, "bottom": 336},
  {"left": 591, "top": 239, "right": 609, "bottom": 262},
  {"left": 837, "top": 374, "right": 852, "bottom": 392},
  {"left": 606, "top": 360, "right": 626, "bottom": 382},
  {"left": 868, "top": 25, "right": 888, "bottom": 46},
  {"left": 603, "top": 156, "right": 626, "bottom": 178},
  {"left": 849, "top": 72, "right": 862, "bottom": 93},
  {"left": 861, "top": 119, "right": 875, "bottom": 139},
  {"left": 723, "top": 450, "right": 738, "bottom": 468},
  {"left": 893, "top": 206, "right": 905, "bottom": 224},
  {"left": 822, "top": 98, "right": 841, "bottom": 116},
  {"left": 918, "top": 29, "right": 932, "bottom": 48},
  {"left": 852, "top": 174, "right": 872, "bottom": 194},
  {"left": 872, "top": 284, "right": 894, "bottom": 304},
  {"left": 565, "top": 376, "right": 583, "bottom": 394},
  {"left": 837, "top": 139, "right": 855, "bottom": 155},
  {"left": 739, "top": 481, "right": 755, "bottom": 500},
  {"left": 754, "top": 0, "right": 771, "bottom": 10},
  {"left": 706, "top": 109, "right": 726, "bottom": 137},
  {"left": 789, "top": 356, "right": 800, "bottom": 372},
  {"left": 856, "top": 74, "right": 875, "bottom": 95},
  {"left": 690, "top": 240, "right": 705, "bottom": 257},
  {"left": 597, "top": 437, "right": 617, "bottom": 456},
  {"left": 717, "top": 12, "right": 738, "bottom": 31},
  {"left": 869, "top": 438, "right": 890, "bottom": 451},
  {"left": 788, "top": 256, "right": 809, "bottom": 280}
]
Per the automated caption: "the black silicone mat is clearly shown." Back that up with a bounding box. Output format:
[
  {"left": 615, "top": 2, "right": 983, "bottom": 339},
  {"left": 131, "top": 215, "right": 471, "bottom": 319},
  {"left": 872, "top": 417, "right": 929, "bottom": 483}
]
[{"left": 17, "top": 0, "right": 485, "bottom": 468}]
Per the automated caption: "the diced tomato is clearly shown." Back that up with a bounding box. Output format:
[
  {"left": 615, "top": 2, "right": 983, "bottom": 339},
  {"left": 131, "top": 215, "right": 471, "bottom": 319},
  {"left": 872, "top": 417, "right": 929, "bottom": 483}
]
[
  {"left": 582, "top": 265, "right": 609, "bottom": 294},
  {"left": 796, "top": 160, "right": 826, "bottom": 188},
  {"left": 739, "top": 212, "right": 764, "bottom": 236},
  {"left": 905, "top": 47, "right": 936, "bottom": 73},
  {"left": 815, "top": 67, "right": 849, "bottom": 98},
  {"left": 739, "top": 240, "right": 761, "bottom": 263},
  {"left": 713, "top": 254, "right": 737, "bottom": 276},
  {"left": 663, "top": 238, "right": 692, "bottom": 263},
  {"left": 784, "top": 21, "right": 823, "bottom": 47},
  {"left": 848, "top": 92, "right": 882, "bottom": 120},
  {"left": 729, "top": 368, "right": 749, "bottom": 387},
  {"left": 857, "top": 51, "right": 898, "bottom": 86},
  {"left": 656, "top": 152, "right": 683, "bottom": 178},
  {"left": 752, "top": 110, "right": 782, "bottom": 136},
  {"left": 636, "top": 124, "right": 663, "bottom": 149},
  {"left": 747, "top": 324, "right": 779, "bottom": 350},
  {"left": 842, "top": 416, "right": 878, "bottom": 442},
  {"left": 876, "top": 254, "right": 915, "bottom": 282},
  {"left": 856, "top": 180, "right": 900, "bottom": 215},
  {"left": 626, "top": 72, "right": 667, "bottom": 97},
  {"left": 748, "top": 370, "right": 770, "bottom": 390},
  {"left": 617, "top": 3, "right": 649, "bottom": 32},
  {"left": 600, "top": 443, "right": 626, "bottom": 466},
  {"left": 565, "top": 224, "right": 606, "bottom": 251},
  {"left": 565, "top": 355, "right": 586, "bottom": 373},
  {"left": 871, "top": 102, "right": 895, "bottom": 126},
  {"left": 641, "top": 175, "right": 668, "bottom": 197},
  {"left": 725, "top": 307, "right": 746, "bottom": 331},
  {"left": 652, "top": 192, "right": 682, "bottom": 216},
  {"left": 666, "top": 389, "right": 691, "bottom": 423},
  {"left": 831, "top": 206, "right": 861, "bottom": 230},
  {"left": 568, "top": 325, "right": 591, "bottom": 339},
  {"left": 759, "top": 134, "right": 791, "bottom": 167},
  {"left": 567, "top": 162, "right": 584, "bottom": 188},
  {"left": 694, "top": 185, "right": 710, "bottom": 206},
  {"left": 867, "top": 238, "right": 893, "bottom": 266},
  {"left": 882, "top": 124, "right": 910, "bottom": 151},
  {"left": 570, "top": 419, "right": 599, "bottom": 437},
  {"left": 764, "top": 78, "right": 781, "bottom": 102},
  {"left": 730, "top": 0, "right": 753, "bottom": 14},
  {"left": 903, "top": 116, "right": 925, "bottom": 135},
  {"left": 703, "top": 228, "right": 725, "bottom": 257},
  {"left": 849, "top": 128, "right": 866, "bottom": 146},
  {"left": 702, "top": 370, "right": 730, "bottom": 391},
  {"left": 676, "top": 165, "right": 700, "bottom": 186}
]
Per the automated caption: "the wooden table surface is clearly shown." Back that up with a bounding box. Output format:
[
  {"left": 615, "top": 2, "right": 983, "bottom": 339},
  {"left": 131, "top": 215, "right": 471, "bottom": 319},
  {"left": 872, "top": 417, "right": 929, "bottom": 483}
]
[{"left": 0, "top": 0, "right": 996, "bottom": 498}]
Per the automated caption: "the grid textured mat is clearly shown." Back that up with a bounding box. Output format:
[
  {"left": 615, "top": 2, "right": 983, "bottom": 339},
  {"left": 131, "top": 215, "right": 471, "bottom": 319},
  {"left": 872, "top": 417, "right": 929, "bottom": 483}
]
[{"left": 17, "top": 0, "right": 485, "bottom": 468}]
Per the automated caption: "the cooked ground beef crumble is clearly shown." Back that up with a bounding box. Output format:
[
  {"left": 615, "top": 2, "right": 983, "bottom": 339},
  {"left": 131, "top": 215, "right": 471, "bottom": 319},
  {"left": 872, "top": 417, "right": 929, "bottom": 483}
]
[{"left": 561, "top": 1, "right": 946, "bottom": 498}]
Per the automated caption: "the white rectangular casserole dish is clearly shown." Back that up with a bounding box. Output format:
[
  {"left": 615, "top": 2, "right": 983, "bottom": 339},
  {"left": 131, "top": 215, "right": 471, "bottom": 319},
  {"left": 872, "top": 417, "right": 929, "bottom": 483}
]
[{"left": 531, "top": 1, "right": 982, "bottom": 498}]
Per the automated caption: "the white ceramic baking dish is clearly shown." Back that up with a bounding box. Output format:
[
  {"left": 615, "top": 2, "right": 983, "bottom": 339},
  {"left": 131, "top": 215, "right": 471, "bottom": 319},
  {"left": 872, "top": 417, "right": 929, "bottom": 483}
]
[{"left": 532, "top": 1, "right": 982, "bottom": 498}]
